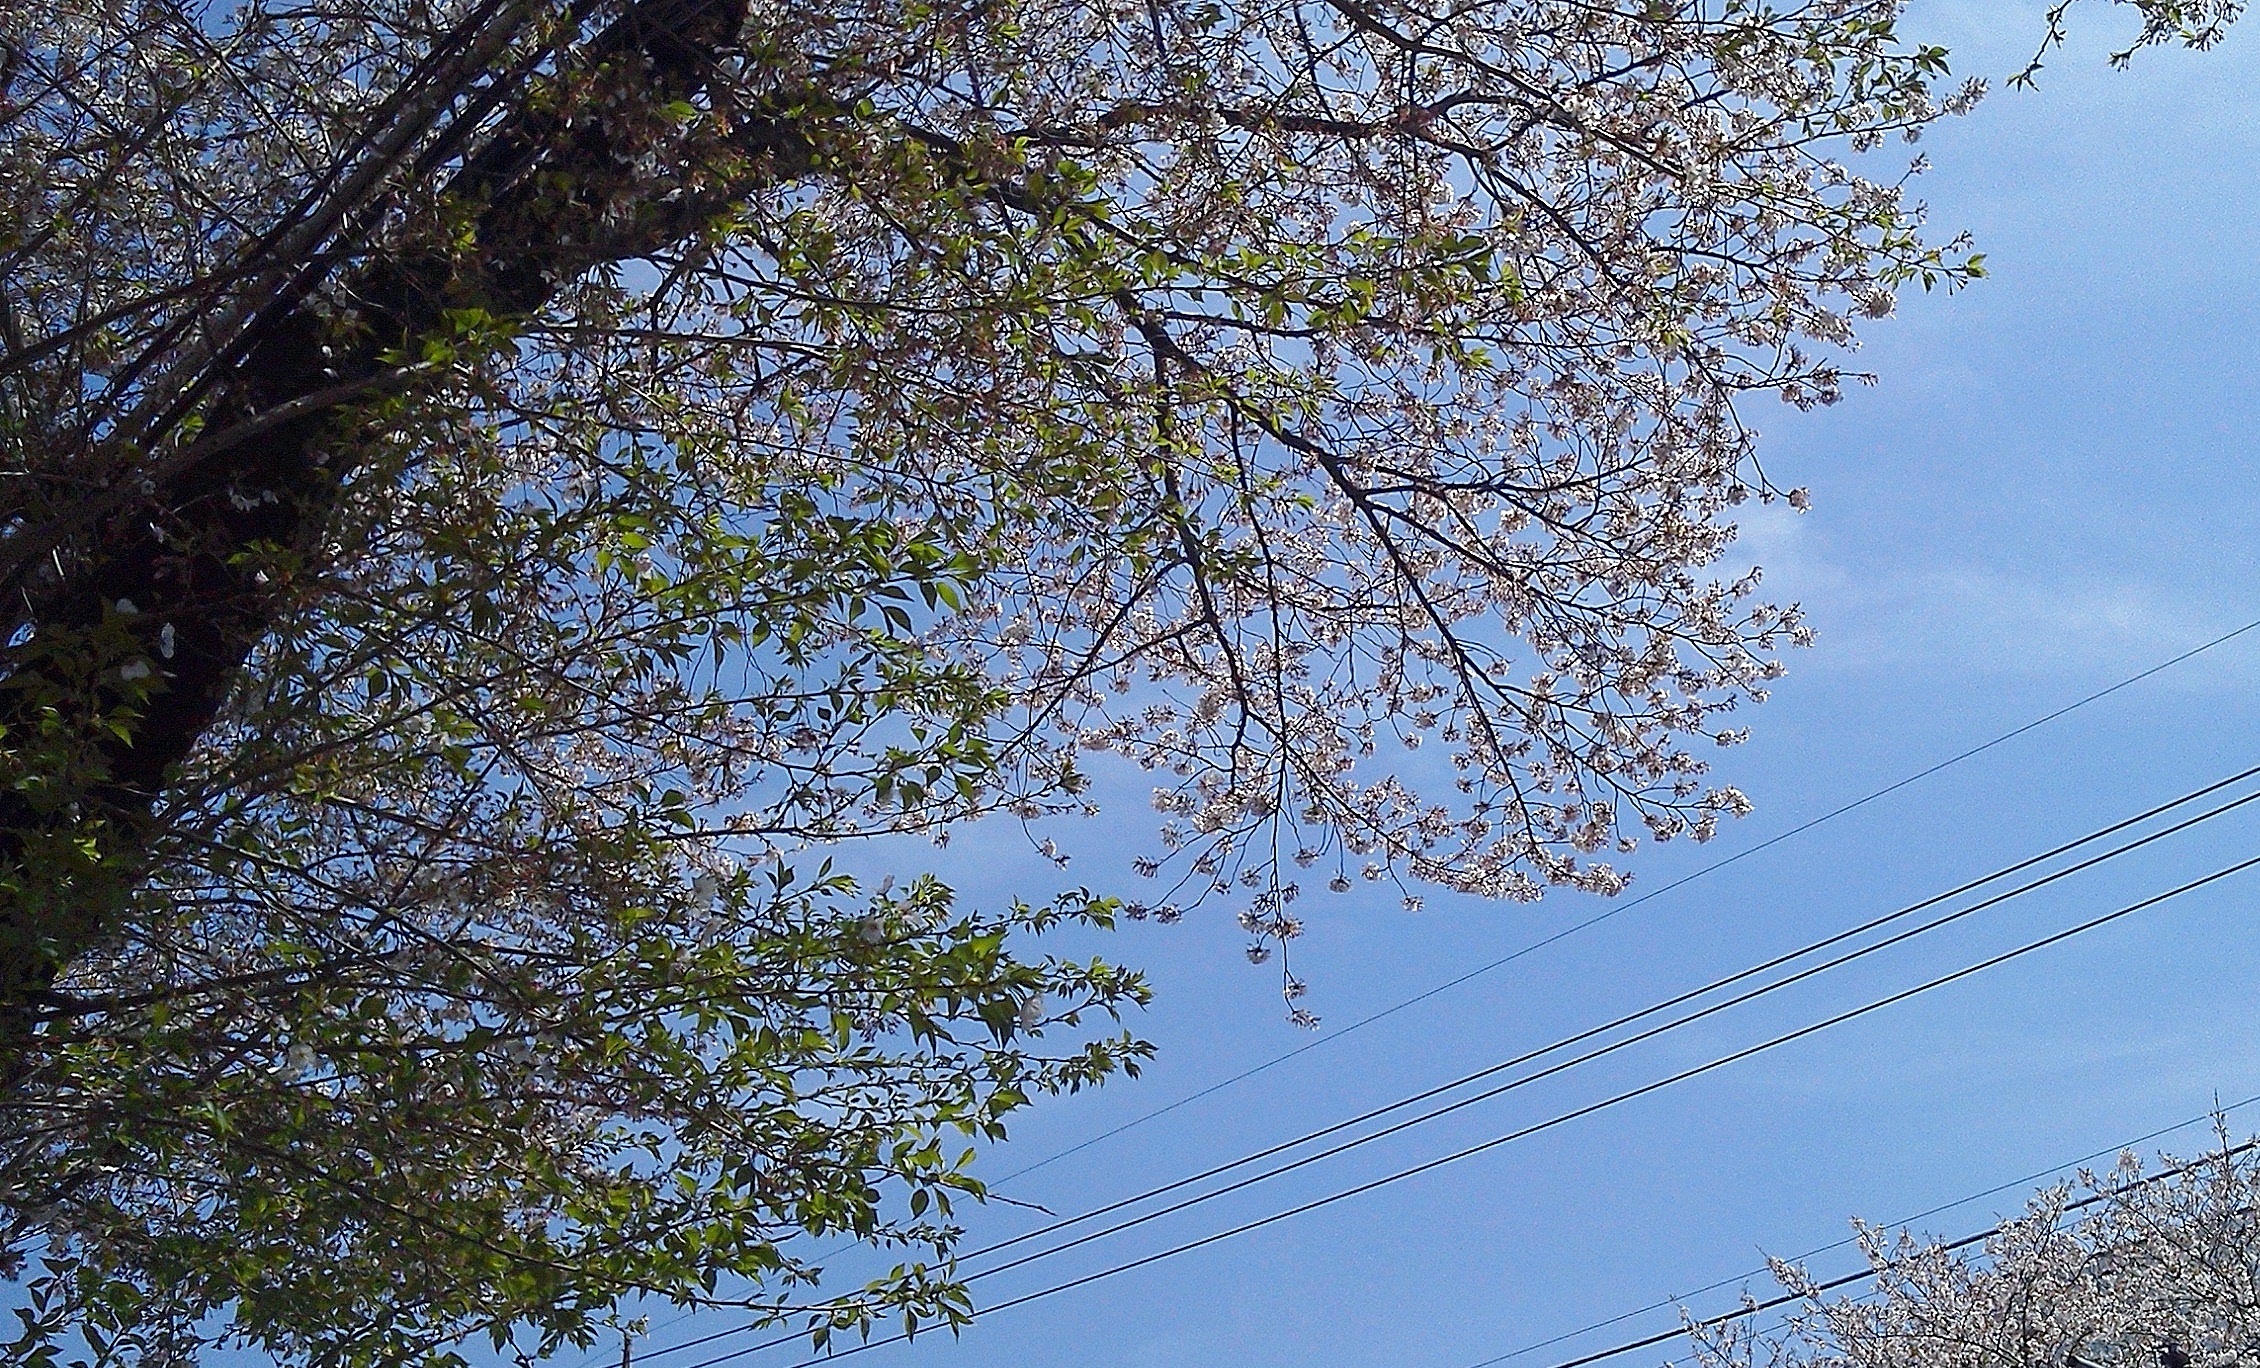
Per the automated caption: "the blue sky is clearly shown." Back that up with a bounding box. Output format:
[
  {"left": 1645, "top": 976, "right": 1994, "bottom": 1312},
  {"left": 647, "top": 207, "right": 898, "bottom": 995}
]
[{"left": 613, "top": 6, "right": 2260, "bottom": 1367}]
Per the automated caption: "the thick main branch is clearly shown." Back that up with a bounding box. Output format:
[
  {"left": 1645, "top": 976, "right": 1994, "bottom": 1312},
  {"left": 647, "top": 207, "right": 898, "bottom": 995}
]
[{"left": 0, "top": 0, "right": 798, "bottom": 1070}]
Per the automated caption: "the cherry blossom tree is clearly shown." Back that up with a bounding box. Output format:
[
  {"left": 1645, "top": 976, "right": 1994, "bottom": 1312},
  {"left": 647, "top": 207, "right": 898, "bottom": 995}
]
[
  {"left": 1690, "top": 1131, "right": 2260, "bottom": 1368},
  {"left": 0, "top": 0, "right": 2229, "bottom": 1361}
]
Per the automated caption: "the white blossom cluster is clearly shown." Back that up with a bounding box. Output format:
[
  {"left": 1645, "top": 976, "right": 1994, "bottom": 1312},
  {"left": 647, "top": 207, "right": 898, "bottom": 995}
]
[
  {"left": 1691, "top": 1133, "right": 2260, "bottom": 1368},
  {"left": 1, "top": 0, "right": 1999, "bottom": 1019},
  {"left": 814, "top": 0, "right": 1986, "bottom": 993}
]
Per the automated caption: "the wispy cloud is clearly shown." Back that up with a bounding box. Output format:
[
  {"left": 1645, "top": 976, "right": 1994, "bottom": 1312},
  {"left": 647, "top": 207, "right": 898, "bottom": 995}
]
[{"left": 1724, "top": 502, "right": 2260, "bottom": 688}]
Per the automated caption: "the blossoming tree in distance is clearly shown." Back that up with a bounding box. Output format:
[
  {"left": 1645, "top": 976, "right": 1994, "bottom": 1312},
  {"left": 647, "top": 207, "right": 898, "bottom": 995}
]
[{"left": 1692, "top": 1129, "right": 2260, "bottom": 1368}]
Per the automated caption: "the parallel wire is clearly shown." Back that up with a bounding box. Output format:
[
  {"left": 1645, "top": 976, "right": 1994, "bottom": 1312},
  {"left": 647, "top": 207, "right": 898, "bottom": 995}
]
[
  {"left": 677, "top": 852, "right": 2260, "bottom": 1368},
  {"left": 987, "top": 615, "right": 2260, "bottom": 1188},
  {"left": 956, "top": 782, "right": 2260, "bottom": 1285}
]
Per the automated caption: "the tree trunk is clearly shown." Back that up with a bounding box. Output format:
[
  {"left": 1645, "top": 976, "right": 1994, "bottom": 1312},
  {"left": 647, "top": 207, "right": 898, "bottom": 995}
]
[{"left": 0, "top": 0, "right": 783, "bottom": 1077}]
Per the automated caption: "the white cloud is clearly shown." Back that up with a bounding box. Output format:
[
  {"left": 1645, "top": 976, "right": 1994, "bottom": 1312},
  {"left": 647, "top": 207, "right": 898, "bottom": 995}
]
[{"left": 1722, "top": 502, "right": 2260, "bottom": 689}]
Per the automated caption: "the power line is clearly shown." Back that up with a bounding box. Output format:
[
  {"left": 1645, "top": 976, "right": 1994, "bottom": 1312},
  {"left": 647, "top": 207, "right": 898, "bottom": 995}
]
[
  {"left": 986, "top": 614, "right": 2260, "bottom": 1189},
  {"left": 1463, "top": 1089, "right": 2260, "bottom": 1368},
  {"left": 681, "top": 850, "right": 2260, "bottom": 1368},
  {"left": 954, "top": 778, "right": 2260, "bottom": 1287},
  {"left": 639, "top": 763, "right": 2260, "bottom": 1366}
]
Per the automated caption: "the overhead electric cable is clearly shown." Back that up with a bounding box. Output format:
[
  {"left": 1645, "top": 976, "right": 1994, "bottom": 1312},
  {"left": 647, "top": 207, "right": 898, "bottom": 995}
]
[
  {"left": 676, "top": 851, "right": 2260, "bottom": 1368},
  {"left": 941, "top": 766, "right": 2260, "bottom": 1273},
  {"left": 954, "top": 780, "right": 2260, "bottom": 1285},
  {"left": 992, "top": 614, "right": 2260, "bottom": 1187},
  {"left": 639, "top": 764, "right": 2260, "bottom": 1367},
  {"left": 1464, "top": 1088, "right": 2260, "bottom": 1368}
]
